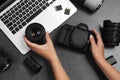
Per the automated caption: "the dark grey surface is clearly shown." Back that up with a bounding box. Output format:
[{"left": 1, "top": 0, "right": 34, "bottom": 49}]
[{"left": 0, "top": 0, "right": 120, "bottom": 80}]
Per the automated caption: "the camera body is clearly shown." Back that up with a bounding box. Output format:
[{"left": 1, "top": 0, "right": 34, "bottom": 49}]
[
  {"left": 102, "top": 20, "right": 120, "bottom": 47},
  {"left": 57, "top": 23, "right": 96, "bottom": 52},
  {"left": 70, "top": 0, "right": 104, "bottom": 11}
]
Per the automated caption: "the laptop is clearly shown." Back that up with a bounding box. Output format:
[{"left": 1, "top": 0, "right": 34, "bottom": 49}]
[{"left": 0, "top": 0, "right": 77, "bottom": 54}]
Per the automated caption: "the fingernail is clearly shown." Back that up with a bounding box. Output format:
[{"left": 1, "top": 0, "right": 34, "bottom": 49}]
[{"left": 90, "top": 35, "right": 93, "bottom": 38}]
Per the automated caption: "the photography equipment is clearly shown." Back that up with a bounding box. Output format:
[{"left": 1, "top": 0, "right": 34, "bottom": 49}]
[
  {"left": 0, "top": 48, "right": 12, "bottom": 72},
  {"left": 57, "top": 23, "right": 96, "bottom": 52},
  {"left": 102, "top": 20, "right": 120, "bottom": 47},
  {"left": 70, "top": 0, "right": 104, "bottom": 11},
  {"left": 106, "top": 55, "right": 117, "bottom": 65},
  {"left": 24, "top": 55, "right": 42, "bottom": 73},
  {"left": 25, "top": 23, "right": 46, "bottom": 45}
]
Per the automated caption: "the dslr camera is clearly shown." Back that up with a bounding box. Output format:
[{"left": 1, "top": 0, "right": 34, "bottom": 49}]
[{"left": 57, "top": 23, "right": 96, "bottom": 52}]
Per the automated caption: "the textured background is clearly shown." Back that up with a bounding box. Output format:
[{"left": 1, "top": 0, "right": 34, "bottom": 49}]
[{"left": 0, "top": 0, "right": 120, "bottom": 80}]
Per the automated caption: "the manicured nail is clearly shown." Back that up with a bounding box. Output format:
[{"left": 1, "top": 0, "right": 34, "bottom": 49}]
[{"left": 90, "top": 35, "right": 93, "bottom": 38}]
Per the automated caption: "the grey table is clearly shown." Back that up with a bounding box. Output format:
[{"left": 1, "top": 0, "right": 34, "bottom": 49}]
[{"left": 0, "top": 0, "right": 120, "bottom": 80}]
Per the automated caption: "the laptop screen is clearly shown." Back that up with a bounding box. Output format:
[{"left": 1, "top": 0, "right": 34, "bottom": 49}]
[{"left": 0, "top": 0, "right": 15, "bottom": 12}]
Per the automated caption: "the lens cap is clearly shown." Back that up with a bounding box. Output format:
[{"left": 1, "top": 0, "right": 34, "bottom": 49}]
[{"left": 25, "top": 23, "right": 46, "bottom": 44}]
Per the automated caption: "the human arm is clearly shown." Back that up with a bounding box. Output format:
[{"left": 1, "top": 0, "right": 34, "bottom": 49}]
[
  {"left": 24, "top": 32, "right": 70, "bottom": 80},
  {"left": 89, "top": 30, "right": 120, "bottom": 80}
]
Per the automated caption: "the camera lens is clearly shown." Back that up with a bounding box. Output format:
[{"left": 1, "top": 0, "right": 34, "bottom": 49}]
[
  {"left": 102, "top": 20, "right": 120, "bottom": 47},
  {"left": 104, "top": 41, "right": 119, "bottom": 47},
  {"left": 103, "top": 36, "right": 120, "bottom": 46},
  {"left": 30, "top": 28, "right": 41, "bottom": 38},
  {"left": 104, "top": 20, "right": 120, "bottom": 29},
  {"left": 83, "top": 0, "right": 104, "bottom": 11},
  {"left": 0, "top": 48, "right": 12, "bottom": 72},
  {"left": 70, "top": 0, "right": 104, "bottom": 11},
  {"left": 25, "top": 23, "right": 46, "bottom": 44}
]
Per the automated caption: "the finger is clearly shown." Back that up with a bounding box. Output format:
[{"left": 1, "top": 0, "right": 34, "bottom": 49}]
[
  {"left": 46, "top": 32, "right": 53, "bottom": 44},
  {"left": 89, "top": 35, "right": 96, "bottom": 46},
  {"left": 92, "top": 30, "right": 102, "bottom": 42},
  {"left": 24, "top": 36, "right": 39, "bottom": 49}
]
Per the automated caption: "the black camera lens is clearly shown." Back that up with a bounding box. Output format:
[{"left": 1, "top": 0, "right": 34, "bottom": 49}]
[
  {"left": 104, "top": 41, "right": 119, "bottom": 47},
  {"left": 103, "top": 36, "right": 120, "bottom": 42},
  {"left": 103, "top": 28, "right": 120, "bottom": 32},
  {"left": 103, "top": 36, "right": 120, "bottom": 46},
  {"left": 102, "top": 20, "right": 120, "bottom": 47},
  {"left": 25, "top": 23, "right": 46, "bottom": 44},
  {"left": 104, "top": 20, "right": 120, "bottom": 29},
  {"left": 103, "top": 31, "right": 120, "bottom": 37},
  {"left": 0, "top": 48, "right": 12, "bottom": 72},
  {"left": 103, "top": 20, "right": 111, "bottom": 28},
  {"left": 30, "top": 29, "right": 41, "bottom": 38}
]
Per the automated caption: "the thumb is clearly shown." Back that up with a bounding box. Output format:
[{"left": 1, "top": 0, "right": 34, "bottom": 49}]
[
  {"left": 24, "top": 36, "right": 39, "bottom": 49},
  {"left": 89, "top": 35, "right": 96, "bottom": 47},
  {"left": 46, "top": 32, "right": 53, "bottom": 44}
]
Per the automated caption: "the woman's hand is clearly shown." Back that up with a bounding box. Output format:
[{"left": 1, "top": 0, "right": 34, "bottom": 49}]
[
  {"left": 24, "top": 32, "right": 57, "bottom": 61},
  {"left": 24, "top": 32, "right": 70, "bottom": 80},
  {"left": 89, "top": 30, "right": 105, "bottom": 63},
  {"left": 89, "top": 30, "right": 120, "bottom": 80}
]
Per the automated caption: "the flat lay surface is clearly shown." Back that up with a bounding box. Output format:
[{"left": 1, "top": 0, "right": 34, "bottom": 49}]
[{"left": 0, "top": 0, "right": 120, "bottom": 80}]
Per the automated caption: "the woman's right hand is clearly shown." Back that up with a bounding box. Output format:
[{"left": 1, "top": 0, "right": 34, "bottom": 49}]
[
  {"left": 24, "top": 32, "right": 57, "bottom": 62},
  {"left": 89, "top": 30, "right": 105, "bottom": 63}
]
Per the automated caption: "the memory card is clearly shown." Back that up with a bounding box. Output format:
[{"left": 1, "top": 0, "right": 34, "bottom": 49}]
[
  {"left": 55, "top": 5, "right": 62, "bottom": 11},
  {"left": 106, "top": 55, "right": 117, "bottom": 65},
  {"left": 64, "top": 8, "right": 70, "bottom": 15}
]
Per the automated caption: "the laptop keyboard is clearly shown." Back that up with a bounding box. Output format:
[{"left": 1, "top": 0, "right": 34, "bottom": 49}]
[{"left": 0, "top": 0, "right": 56, "bottom": 34}]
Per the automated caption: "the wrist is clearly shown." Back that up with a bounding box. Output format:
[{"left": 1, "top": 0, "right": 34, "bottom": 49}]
[
  {"left": 95, "top": 57, "right": 106, "bottom": 66},
  {"left": 93, "top": 54, "right": 105, "bottom": 64},
  {"left": 48, "top": 53, "right": 59, "bottom": 63}
]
